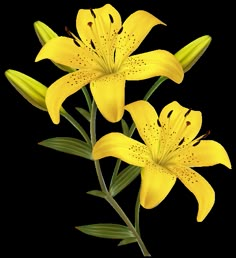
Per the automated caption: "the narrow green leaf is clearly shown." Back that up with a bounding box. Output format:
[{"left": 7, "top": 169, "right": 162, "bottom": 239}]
[
  {"left": 76, "top": 223, "right": 134, "bottom": 239},
  {"left": 121, "top": 119, "right": 129, "bottom": 136},
  {"left": 38, "top": 137, "right": 92, "bottom": 159},
  {"left": 86, "top": 190, "right": 106, "bottom": 198},
  {"left": 118, "top": 237, "right": 137, "bottom": 246},
  {"left": 75, "top": 107, "right": 91, "bottom": 122},
  {"left": 109, "top": 165, "right": 141, "bottom": 197}
]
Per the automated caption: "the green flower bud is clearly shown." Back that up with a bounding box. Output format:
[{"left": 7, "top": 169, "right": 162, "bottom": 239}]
[
  {"left": 175, "top": 35, "right": 212, "bottom": 73},
  {"left": 34, "top": 21, "right": 75, "bottom": 73},
  {"left": 33, "top": 20, "right": 58, "bottom": 46},
  {"left": 5, "top": 69, "right": 47, "bottom": 111}
]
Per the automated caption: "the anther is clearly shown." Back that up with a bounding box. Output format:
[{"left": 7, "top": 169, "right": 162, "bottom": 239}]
[
  {"left": 90, "top": 40, "right": 96, "bottom": 50},
  {"left": 167, "top": 110, "right": 173, "bottom": 118},
  {"left": 73, "top": 39, "right": 80, "bottom": 47},
  {"left": 202, "top": 130, "right": 211, "bottom": 139},
  {"left": 184, "top": 108, "right": 192, "bottom": 117},
  {"left": 178, "top": 137, "right": 185, "bottom": 146},
  {"left": 193, "top": 141, "right": 200, "bottom": 146},
  {"left": 118, "top": 27, "right": 123, "bottom": 34},
  {"left": 65, "top": 26, "right": 73, "bottom": 38},
  {"left": 109, "top": 14, "right": 114, "bottom": 23},
  {"left": 90, "top": 9, "right": 96, "bottom": 18},
  {"left": 113, "top": 49, "right": 116, "bottom": 62}
]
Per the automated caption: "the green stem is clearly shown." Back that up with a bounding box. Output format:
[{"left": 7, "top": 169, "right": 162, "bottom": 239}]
[
  {"left": 61, "top": 109, "right": 91, "bottom": 146},
  {"left": 90, "top": 100, "right": 151, "bottom": 257},
  {"left": 106, "top": 194, "right": 151, "bottom": 257},
  {"left": 90, "top": 101, "right": 109, "bottom": 193},
  {"left": 81, "top": 87, "right": 92, "bottom": 112},
  {"left": 143, "top": 76, "right": 167, "bottom": 101},
  {"left": 134, "top": 189, "right": 141, "bottom": 236},
  {"left": 109, "top": 158, "right": 122, "bottom": 189}
]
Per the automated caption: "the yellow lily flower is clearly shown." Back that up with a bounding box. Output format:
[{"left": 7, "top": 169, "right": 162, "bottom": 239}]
[
  {"left": 35, "top": 4, "right": 184, "bottom": 124},
  {"left": 92, "top": 100, "right": 232, "bottom": 222}
]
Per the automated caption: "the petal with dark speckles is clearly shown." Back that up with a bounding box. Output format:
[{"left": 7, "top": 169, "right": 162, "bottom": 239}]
[
  {"left": 125, "top": 100, "right": 160, "bottom": 160},
  {"left": 116, "top": 10, "right": 165, "bottom": 61},
  {"left": 90, "top": 72, "right": 126, "bottom": 123},
  {"left": 46, "top": 69, "right": 103, "bottom": 124},
  {"left": 76, "top": 4, "right": 121, "bottom": 55},
  {"left": 176, "top": 140, "right": 232, "bottom": 169},
  {"left": 35, "top": 37, "right": 100, "bottom": 70},
  {"left": 92, "top": 132, "right": 151, "bottom": 167},
  {"left": 140, "top": 162, "right": 176, "bottom": 209},
  {"left": 171, "top": 166, "right": 215, "bottom": 222},
  {"left": 123, "top": 50, "right": 184, "bottom": 84}
]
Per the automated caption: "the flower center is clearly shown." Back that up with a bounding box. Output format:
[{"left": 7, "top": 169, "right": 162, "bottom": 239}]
[{"left": 156, "top": 108, "right": 193, "bottom": 165}]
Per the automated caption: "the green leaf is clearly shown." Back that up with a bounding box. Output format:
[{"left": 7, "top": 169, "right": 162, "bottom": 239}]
[
  {"left": 38, "top": 137, "right": 92, "bottom": 159},
  {"left": 118, "top": 237, "right": 137, "bottom": 246},
  {"left": 76, "top": 223, "right": 135, "bottom": 239},
  {"left": 86, "top": 190, "right": 106, "bottom": 198},
  {"left": 121, "top": 119, "right": 129, "bottom": 136},
  {"left": 109, "top": 165, "right": 141, "bottom": 197},
  {"left": 75, "top": 107, "right": 91, "bottom": 122}
]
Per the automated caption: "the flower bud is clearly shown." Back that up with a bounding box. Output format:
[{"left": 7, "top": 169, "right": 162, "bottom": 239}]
[
  {"left": 34, "top": 20, "right": 58, "bottom": 46},
  {"left": 5, "top": 69, "right": 47, "bottom": 111},
  {"left": 175, "top": 35, "right": 212, "bottom": 73}
]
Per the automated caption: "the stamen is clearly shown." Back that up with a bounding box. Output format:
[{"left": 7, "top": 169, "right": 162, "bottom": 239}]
[
  {"left": 186, "top": 121, "right": 191, "bottom": 126},
  {"left": 193, "top": 141, "right": 200, "bottom": 146},
  {"left": 157, "top": 119, "right": 162, "bottom": 127},
  {"left": 88, "top": 22, "right": 93, "bottom": 27},
  {"left": 113, "top": 49, "right": 116, "bottom": 62},
  {"left": 167, "top": 110, "right": 173, "bottom": 118},
  {"left": 184, "top": 108, "right": 192, "bottom": 117},
  {"left": 90, "top": 9, "right": 96, "bottom": 18},
  {"left": 118, "top": 27, "right": 123, "bottom": 34},
  {"left": 202, "top": 130, "right": 211, "bottom": 139},
  {"left": 73, "top": 39, "right": 80, "bottom": 47},
  {"left": 109, "top": 14, "right": 114, "bottom": 23},
  {"left": 65, "top": 26, "right": 73, "bottom": 38},
  {"left": 90, "top": 40, "right": 96, "bottom": 49},
  {"left": 192, "top": 130, "right": 210, "bottom": 147},
  {"left": 178, "top": 137, "right": 185, "bottom": 146}
]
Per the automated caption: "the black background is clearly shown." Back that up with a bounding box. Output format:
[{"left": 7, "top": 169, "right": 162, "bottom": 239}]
[{"left": 1, "top": 0, "right": 234, "bottom": 257}]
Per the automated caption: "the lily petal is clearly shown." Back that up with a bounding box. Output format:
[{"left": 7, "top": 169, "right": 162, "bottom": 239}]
[
  {"left": 140, "top": 162, "right": 176, "bottom": 209},
  {"left": 35, "top": 37, "right": 99, "bottom": 69},
  {"left": 116, "top": 10, "right": 165, "bottom": 62},
  {"left": 90, "top": 73, "right": 126, "bottom": 123},
  {"left": 176, "top": 140, "right": 232, "bottom": 169},
  {"left": 123, "top": 50, "right": 184, "bottom": 84},
  {"left": 92, "top": 132, "right": 151, "bottom": 167},
  {"left": 76, "top": 4, "right": 121, "bottom": 53},
  {"left": 159, "top": 101, "right": 202, "bottom": 148},
  {"left": 125, "top": 100, "right": 160, "bottom": 160},
  {"left": 171, "top": 166, "right": 215, "bottom": 222},
  {"left": 46, "top": 70, "right": 102, "bottom": 124}
]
